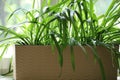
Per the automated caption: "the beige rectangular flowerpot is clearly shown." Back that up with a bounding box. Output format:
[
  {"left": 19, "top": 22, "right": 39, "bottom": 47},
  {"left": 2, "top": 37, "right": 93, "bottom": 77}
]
[{"left": 14, "top": 45, "right": 117, "bottom": 80}]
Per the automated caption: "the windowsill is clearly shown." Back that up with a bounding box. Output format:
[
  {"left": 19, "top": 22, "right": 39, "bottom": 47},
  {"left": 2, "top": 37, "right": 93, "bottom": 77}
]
[
  {"left": 118, "top": 76, "right": 120, "bottom": 80},
  {"left": 0, "top": 76, "right": 120, "bottom": 80},
  {"left": 0, "top": 76, "right": 13, "bottom": 80}
]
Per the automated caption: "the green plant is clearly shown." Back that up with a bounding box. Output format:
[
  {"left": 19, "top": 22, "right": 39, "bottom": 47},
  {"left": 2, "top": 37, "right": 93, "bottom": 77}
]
[{"left": 0, "top": 0, "right": 120, "bottom": 80}]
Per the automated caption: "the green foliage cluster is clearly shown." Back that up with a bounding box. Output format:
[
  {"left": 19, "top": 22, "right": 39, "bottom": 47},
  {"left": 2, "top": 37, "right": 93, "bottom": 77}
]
[{"left": 0, "top": 0, "right": 120, "bottom": 79}]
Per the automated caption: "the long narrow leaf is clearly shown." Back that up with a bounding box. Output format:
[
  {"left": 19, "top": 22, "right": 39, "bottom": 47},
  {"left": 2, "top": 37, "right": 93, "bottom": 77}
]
[
  {"left": 70, "top": 46, "right": 75, "bottom": 71},
  {"left": 50, "top": 32, "right": 63, "bottom": 68},
  {"left": 87, "top": 44, "right": 106, "bottom": 80}
]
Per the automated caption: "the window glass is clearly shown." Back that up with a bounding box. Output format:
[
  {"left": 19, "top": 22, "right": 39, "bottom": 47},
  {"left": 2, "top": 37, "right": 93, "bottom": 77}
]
[
  {"left": 95, "top": 0, "right": 112, "bottom": 15},
  {"left": 0, "top": 0, "right": 112, "bottom": 26}
]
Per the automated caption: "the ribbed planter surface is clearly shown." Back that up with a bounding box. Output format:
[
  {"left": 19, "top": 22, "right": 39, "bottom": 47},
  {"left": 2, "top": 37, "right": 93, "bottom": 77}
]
[{"left": 14, "top": 45, "right": 117, "bottom": 80}]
